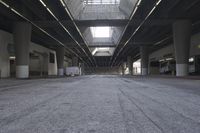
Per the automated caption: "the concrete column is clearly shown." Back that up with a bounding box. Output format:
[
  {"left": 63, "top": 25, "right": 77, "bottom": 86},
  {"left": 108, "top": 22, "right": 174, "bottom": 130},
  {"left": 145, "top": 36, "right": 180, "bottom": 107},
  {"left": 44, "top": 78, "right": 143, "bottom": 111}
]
[
  {"left": 13, "top": 22, "right": 32, "bottom": 78},
  {"left": 119, "top": 65, "right": 123, "bottom": 75},
  {"left": 127, "top": 56, "right": 133, "bottom": 75},
  {"left": 72, "top": 57, "right": 79, "bottom": 66},
  {"left": 56, "top": 46, "right": 65, "bottom": 76},
  {"left": 173, "top": 20, "right": 192, "bottom": 76},
  {"left": 121, "top": 65, "right": 124, "bottom": 75},
  {"left": 80, "top": 63, "right": 85, "bottom": 75},
  {"left": 122, "top": 62, "right": 126, "bottom": 75},
  {"left": 140, "top": 46, "right": 149, "bottom": 75}
]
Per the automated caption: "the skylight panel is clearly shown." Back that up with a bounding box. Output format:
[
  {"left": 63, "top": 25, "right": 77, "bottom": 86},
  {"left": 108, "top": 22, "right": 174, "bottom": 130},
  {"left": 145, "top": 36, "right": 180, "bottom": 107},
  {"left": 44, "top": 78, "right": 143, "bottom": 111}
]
[
  {"left": 84, "top": 0, "right": 120, "bottom": 5},
  {"left": 91, "top": 27, "right": 111, "bottom": 38}
]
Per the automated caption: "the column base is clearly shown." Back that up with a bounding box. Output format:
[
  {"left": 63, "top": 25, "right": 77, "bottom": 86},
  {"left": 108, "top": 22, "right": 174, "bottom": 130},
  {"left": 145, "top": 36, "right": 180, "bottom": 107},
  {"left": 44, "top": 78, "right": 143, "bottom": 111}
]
[
  {"left": 141, "top": 68, "right": 148, "bottom": 75},
  {"left": 176, "top": 64, "right": 188, "bottom": 76},
  {"left": 16, "top": 65, "right": 29, "bottom": 78},
  {"left": 58, "top": 68, "right": 64, "bottom": 76}
]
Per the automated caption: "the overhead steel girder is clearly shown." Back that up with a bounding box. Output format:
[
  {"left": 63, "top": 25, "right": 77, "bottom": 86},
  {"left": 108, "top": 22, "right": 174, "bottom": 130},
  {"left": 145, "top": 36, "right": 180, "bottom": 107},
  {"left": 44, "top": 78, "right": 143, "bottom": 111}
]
[{"left": 32, "top": 19, "right": 179, "bottom": 28}]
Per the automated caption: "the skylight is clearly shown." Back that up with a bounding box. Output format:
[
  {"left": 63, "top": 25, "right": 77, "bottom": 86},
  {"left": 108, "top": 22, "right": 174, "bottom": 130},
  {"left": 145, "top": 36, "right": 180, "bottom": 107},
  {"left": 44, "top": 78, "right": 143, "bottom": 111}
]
[
  {"left": 84, "top": 0, "right": 120, "bottom": 5},
  {"left": 92, "top": 47, "right": 115, "bottom": 56},
  {"left": 92, "top": 48, "right": 110, "bottom": 55},
  {"left": 91, "top": 27, "right": 111, "bottom": 38}
]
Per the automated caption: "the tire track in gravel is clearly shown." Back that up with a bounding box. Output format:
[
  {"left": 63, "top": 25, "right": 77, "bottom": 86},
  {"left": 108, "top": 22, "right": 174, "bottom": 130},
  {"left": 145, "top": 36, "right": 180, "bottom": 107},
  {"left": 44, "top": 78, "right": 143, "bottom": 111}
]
[
  {"left": 118, "top": 93, "right": 146, "bottom": 133},
  {"left": 0, "top": 78, "right": 89, "bottom": 128},
  {"left": 119, "top": 78, "right": 200, "bottom": 123},
  {"left": 118, "top": 88, "right": 165, "bottom": 133},
  {"left": 117, "top": 77, "right": 200, "bottom": 133},
  {"left": 121, "top": 81, "right": 200, "bottom": 124}
]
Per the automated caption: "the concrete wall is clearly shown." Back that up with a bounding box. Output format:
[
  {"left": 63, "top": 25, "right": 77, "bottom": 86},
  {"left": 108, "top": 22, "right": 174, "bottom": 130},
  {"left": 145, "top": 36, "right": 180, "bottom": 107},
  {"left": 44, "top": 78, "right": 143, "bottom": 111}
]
[
  {"left": 191, "top": 32, "right": 200, "bottom": 56},
  {"left": 112, "top": 27, "right": 124, "bottom": 44},
  {"left": 79, "top": 5, "right": 126, "bottom": 20},
  {"left": 0, "top": 30, "right": 12, "bottom": 78},
  {"left": 85, "top": 66, "right": 121, "bottom": 75},
  {"left": 119, "top": 0, "right": 137, "bottom": 18},
  {"left": 65, "top": 0, "right": 85, "bottom": 19},
  {"left": 149, "top": 45, "right": 175, "bottom": 61},
  {"left": 148, "top": 32, "right": 200, "bottom": 75},
  {"left": 150, "top": 32, "right": 200, "bottom": 61},
  {"left": 64, "top": 56, "right": 72, "bottom": 68},
  {"left": 82, "top": 27, "right": 93, "bottom": 44},
  {"left": 30, "top": 42, "right": 57, "bottom": 76},
  {"left": 0, "top": 30, "right": 57, "bottom": 78}
]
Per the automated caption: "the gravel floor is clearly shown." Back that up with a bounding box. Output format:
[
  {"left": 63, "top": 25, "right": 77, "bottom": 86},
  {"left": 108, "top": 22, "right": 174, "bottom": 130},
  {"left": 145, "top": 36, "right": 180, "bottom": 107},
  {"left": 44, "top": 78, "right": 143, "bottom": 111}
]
[{"left": 0, "top": 75, "right": 200, "bottom": 133}]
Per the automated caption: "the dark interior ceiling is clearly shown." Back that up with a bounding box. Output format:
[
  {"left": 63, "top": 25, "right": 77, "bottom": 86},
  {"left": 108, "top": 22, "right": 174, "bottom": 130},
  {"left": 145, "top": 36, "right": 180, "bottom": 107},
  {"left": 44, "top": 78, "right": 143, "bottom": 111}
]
[
  {"left": 111, "top": 0, "right": 200, "bottom": 66},
  {"left": 0, "top": 0, "right": 200, "bottom": 67}
]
